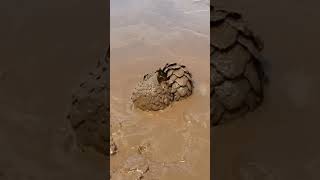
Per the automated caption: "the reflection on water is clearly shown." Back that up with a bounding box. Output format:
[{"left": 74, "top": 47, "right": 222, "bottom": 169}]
[{"left": 110, "top": 0, "right": 210, "bottom": 179}]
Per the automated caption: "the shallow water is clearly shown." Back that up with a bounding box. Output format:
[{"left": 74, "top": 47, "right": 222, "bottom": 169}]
[{"left": 110, "top": 0, "right": 210, "bottom": 179}]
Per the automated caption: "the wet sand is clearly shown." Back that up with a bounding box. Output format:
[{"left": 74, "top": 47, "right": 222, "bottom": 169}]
[
  {"left": 213, "top": 0, "right": 320, "bottom": 179},
  {"left": 110, "top": 0, "right": 210, "bottom": 179},
  {"left": 0, "top": 0, "right": 108, "bottom": 179}
]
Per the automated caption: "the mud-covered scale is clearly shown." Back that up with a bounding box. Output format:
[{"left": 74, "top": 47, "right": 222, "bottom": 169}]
[
  {"left": 211, "top": 4, "right": 267, "bottom": 126},
  {"left": 163, "top": 63, "right": 193, "bottom": 100},
  {"left": 131, "top": 63, "right": 193, "bottom": 111}
]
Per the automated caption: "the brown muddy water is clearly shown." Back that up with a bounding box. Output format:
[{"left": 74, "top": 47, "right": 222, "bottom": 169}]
[{"left": 110, "top": 0, "right": 210, "bottom": 179}]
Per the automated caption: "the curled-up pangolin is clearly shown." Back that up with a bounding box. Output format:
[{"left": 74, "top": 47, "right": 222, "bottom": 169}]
[{"left": 131, "top": 63, "right": 194, "bottom": 111}]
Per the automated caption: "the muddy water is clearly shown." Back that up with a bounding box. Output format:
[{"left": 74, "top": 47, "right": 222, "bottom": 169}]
[{"left": 110, "top": 0, "right": 210, "bottom": 179}]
